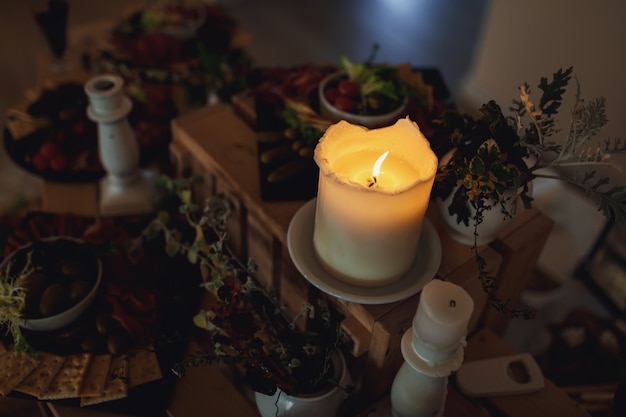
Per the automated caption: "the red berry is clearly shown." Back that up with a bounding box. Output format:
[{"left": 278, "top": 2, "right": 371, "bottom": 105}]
[
  {"left": 337, "top": 80, "right": 360, "bottom": 98},
  {"left": 324, "top": 87, "right": 340, "bottom": 104},
  {"left": 72, "top": 119, "right": 86, "bottom": 136},
  {"left": 32, "top": 153, "right": 49, "bottom": 171},
  {"left": 333, "top": 95, "right": 355, "bottom": 112},
  {"left": 49, "top": 153, "right": 68, "bottom": 171},
  {"left": 39, "top": 141, "right": 61, "bottom": 158}
]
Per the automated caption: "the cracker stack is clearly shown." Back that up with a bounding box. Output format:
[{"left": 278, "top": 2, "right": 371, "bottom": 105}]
[{"left": 0, "top": 343, "right": 163, "bottom": 407}]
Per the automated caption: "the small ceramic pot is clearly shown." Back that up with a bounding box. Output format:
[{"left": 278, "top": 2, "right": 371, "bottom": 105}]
[
  {"left": 435, "top": 148, "right": 533, "bottom": 246},
  {"left": 254, "top": 350, "right": 352, "bottom": 417},
  {"left": 437, "top": 183, "right": 530, "bottom": 246},
  {"left": 318, "top": 71, "right": 407, "bottom": 128}
]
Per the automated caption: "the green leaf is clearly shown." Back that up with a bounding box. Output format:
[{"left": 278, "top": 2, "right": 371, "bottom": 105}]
[
  {"left": 538, "top": 67, "right": 573, "bottom": 115},
  {"left": 289, "top": 358, "right": 301, "bottom": 368},
  {"left": 157, "top": 210, "right": 170, "bottom": 224},
  {"left": 469, "top": 156, "right": 486, "bottom": 175},
  {"left": 180, "top": 189, "right": 192, "bottom": 205},
  {"left": 188, "top": 244, "right": 199, "bottom": 264},
  {"left": 200, "top": 259, "right": 210, "bottom": 281},
  {"left": 193, "top": 312, "right": 216, "bottom": 331},
  {"left": 165, "top": 239, "right": 181, "bottom": 257},
  {"left": 282, "top": 106, "right": 324, "bottom": 146}
]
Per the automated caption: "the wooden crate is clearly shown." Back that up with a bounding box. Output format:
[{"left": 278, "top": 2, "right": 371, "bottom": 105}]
[{"left": 170, "top": 103, "right": 554, "bottom": 398}]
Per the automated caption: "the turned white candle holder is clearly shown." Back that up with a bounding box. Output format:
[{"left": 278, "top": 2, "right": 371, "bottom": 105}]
[
  {"left": 84, "top": 74, "right": 157, "bottom": 216},
  {"left": 390, "top": 280, "right": 474, "bottom": 417}
]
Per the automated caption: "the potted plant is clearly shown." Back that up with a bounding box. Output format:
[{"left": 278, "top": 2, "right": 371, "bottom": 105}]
[
  {"left": 431, "top": 67, "right": 626, "bottom": 317},
  {"left": 130, "top": 175, "right": 353, "bottom": 416}
]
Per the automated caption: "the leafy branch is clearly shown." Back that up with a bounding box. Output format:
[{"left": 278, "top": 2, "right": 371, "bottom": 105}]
[
  {"left": 435, "top": 67, "right": 626, "bottom": 228},
  {"left": 133, "top": 174, "right": 347, "bottom": 396},
  {"left": 470, "top": 197, "right": 536, "bottom": 320},
  {"left": 433, "top": 67, "right": 626, "bottom": 319},
  {"left": 512, "top": 66, "right": 573, "bottom": 145}
]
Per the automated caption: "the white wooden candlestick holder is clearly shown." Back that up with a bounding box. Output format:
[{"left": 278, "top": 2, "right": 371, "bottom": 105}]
[
  {"left": 390, "top": 280, "right": 474, "bottom": 417},
  {"left": 84, "top": 74, "right": 156, "bottom": 216}
]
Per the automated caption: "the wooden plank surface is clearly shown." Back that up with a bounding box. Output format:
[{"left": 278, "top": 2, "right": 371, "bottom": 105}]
[
  {"left": 41, "top": 181, "right": 99, "bottom": 217},
  {"left": 462, "top": 328, "right": 590, "bottom": 417},
  {"left": 166, "top": 344, "right": 259, "bottom": 417},
  {"left": 356, "top": 328, "right": 590, "bottom": 417},
  {"left": 171, "top": 104, "right": 305, "bottom": 246}
]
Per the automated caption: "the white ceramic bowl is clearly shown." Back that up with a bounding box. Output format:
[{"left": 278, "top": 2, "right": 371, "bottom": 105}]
[
  {"left": 318, "top": 71, "right": 408, "bottom": 128},
  {"left": 1, "top": 237, "right": 102, "bottom": 332}
]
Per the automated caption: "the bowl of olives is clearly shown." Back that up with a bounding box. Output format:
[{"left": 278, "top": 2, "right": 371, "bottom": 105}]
[{"left": 1, "top": 237, "right": 102, "bottom": 331}]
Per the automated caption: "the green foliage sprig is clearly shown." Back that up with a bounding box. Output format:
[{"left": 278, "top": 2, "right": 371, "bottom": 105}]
[
  {"left": 435, "top": 66, "right": 625, "bottom": 226},
  {"left": 132, "top": 175, "right": 348, "bottom": 396}
]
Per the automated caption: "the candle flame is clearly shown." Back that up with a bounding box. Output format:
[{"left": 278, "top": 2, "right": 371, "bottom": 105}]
[{"left": 372, "top": 151, "right": 389, "bottom": 178}]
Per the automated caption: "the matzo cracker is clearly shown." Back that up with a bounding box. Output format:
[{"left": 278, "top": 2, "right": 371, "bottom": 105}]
[
  {"left": 39, "top": 353, "right": 92, "bottom": 400},
  {"left": 14, "top": 352, "right": 65, "bottom": 398},
  {"left": 81, "top": 354, "right": 128, "bottom": 407},
  {"left": 0, "top": 351, "right": 40, "bottom": 396},
  {"left": 79, "top": 354, "right": 111, "bottom": 397},
  {"left": 127, "top": 347, "right": 162, "bottom": 389}
]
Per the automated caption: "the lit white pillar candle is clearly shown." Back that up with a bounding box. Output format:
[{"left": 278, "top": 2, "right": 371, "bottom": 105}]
[
  {"left": 413, "top": 279, "right": 474, "bottom": 351},
  {"left": 313, "top": 117, "right": 437, "bottom": 286}
]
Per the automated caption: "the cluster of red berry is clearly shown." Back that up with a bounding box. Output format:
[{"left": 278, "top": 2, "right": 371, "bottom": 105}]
[
  {"left": 30, "top": 119, "right": 91, "bottom": 172},
  {"left": 322, "top": 79, "right": 361, "bottom": 113}
]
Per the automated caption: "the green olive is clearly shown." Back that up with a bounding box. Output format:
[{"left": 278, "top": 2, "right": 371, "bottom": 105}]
[
  {"left": 57, "top": 259, "right": 89, "bottom": 278},
  {"left": 39, "top": 283, "right": 70, "bottom": 317},
  {"left": 107, "top": 330, "right": 131, "bottom": 355},
  {"left": 69, "top": 279, "right": 92, "bottom": 303},
  {"left": 95, "top": 311, "right": 115, "bottom": 335},
  {"left": 81, "top": 332, "right": 103, "bottom": 352}
]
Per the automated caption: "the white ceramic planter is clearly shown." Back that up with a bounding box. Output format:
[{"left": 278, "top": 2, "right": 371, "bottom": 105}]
[
  {"left": 254, "top": 350, "right": 352, "bottom": 417},
  {"left": 437, "top": 184, "right": 529, "bottom": 246}
]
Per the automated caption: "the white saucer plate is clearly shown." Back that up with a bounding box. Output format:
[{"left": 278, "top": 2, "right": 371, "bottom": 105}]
[{"left": 287, "top": 199, "right": 442, "bottom": 304}]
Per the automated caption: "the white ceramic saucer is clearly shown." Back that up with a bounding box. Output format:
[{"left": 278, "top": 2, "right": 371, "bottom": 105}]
[{"left": 287, "top": 199, "right": 442, "bottom": 304}]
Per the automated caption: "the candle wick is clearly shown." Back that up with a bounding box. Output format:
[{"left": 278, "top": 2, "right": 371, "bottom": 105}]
[
  {"left": 449, "top": 300, "right": 456, "bottom": 308},
  {"left": 368, "top": 176, "right": 377, "bottom": 188}
]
